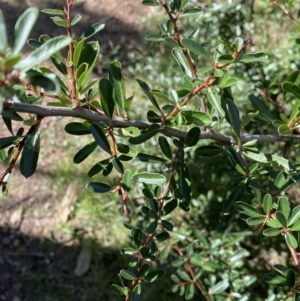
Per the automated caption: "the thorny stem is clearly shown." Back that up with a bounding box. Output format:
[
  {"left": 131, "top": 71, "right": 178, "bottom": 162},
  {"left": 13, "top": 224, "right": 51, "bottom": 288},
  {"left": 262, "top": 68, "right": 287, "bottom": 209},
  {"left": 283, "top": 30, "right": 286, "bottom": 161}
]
[{"left": 64, "top": 0, "right": 79, "bottom": 106}]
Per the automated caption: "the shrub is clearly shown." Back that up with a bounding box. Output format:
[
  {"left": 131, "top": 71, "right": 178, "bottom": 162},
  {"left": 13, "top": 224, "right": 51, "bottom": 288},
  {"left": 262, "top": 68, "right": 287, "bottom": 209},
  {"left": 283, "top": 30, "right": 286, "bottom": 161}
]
[{"left": 1, "top": 0, "right": 300, "bottom": 300}]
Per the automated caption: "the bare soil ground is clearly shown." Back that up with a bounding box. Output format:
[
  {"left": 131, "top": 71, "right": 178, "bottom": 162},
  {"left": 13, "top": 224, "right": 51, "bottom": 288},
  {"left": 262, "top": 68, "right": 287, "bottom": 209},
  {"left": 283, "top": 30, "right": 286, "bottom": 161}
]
[{"left": 0, "top": 1, "right": 155, "bottom": 300}]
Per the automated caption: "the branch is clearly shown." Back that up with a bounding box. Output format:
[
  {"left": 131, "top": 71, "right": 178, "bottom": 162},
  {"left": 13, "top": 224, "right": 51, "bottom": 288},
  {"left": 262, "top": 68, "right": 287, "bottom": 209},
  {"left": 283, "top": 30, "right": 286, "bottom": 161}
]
[{"left": 3, "top": 101, "right": 300, "bottom": 144}]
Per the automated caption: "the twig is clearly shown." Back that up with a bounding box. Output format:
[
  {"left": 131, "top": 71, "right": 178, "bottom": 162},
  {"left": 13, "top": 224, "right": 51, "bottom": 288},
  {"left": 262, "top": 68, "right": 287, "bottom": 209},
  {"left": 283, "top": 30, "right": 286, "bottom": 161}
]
[{"left": 3, "top": 101, "right": 300, "bottom": 144}]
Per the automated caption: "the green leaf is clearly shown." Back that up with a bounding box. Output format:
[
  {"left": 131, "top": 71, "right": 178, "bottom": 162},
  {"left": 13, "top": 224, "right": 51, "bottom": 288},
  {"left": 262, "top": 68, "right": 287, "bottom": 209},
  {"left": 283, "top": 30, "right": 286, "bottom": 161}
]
[
  {"left": 121, "top": 247, "right": 136, "bottom": 255},
  {"left": 15, "top": 36, "right": 72, "bottom": 72},
  {"left": 263, "top": 194, "right": 273, "bottom": 214},
  {"left": 286, "top": 233, "right": 298, "bottom": 249},
  {"left": 172, "top": 48, "right": 192, "bottom": 77},
  {"left": 276, "top": 211, "right": 287, "bottom": 228},
  {"left": 65, "top": 122, "right": 90, "bottom": 135},
  {"left": 120, "top": 269, "right": 137, "bottom": 281},
  {"left": 51, "top": 16, "right": 68, "bottom": 27},
  {"left": 136, "top": 79, "right": 162, "bottom": 114},
  {"left": 164, "top": 37, "right": 179, "bottom": 48},
  {"left": 274, "top": 171, "right": 287, "bottom": 189},
  {"left": 263, "top": 273, "right": 286, "bottom": 285},
  {"left": 137, "top": 153, "right": 166, "bottom": 163},
  {"left": 108, "top": 284, "right": 125, "bottom": 295},
  {"left": 246, "top": 217, "right": 265, "bottom": 226},
  {"left": 81, "top": 22, "right": 105, "bottom": 39},
  {"left": 282, "top": 81, "right": 300, "bottom": 98},
  {"left": 177, "top": 269, "right": 191, "bottom": 281},
  {"left": 210, "top": 279, "right": 229, "bottom": 295},
  {"left": 41, "top": 8, "right": 64, "bottom": 15},
  {"left": 122, "top": 169, "right": 132, "bottom": 192},
  {"left": 133, "top": 172, "right": 166, "bottom": 184},
  {"left": 0, "top": 136, "right": 22, "bottom": 149},
  {"left": 181, "top": 38, "right": 211, "bottom": 62},
  {"left": 263, "top": 228, "right": 281, "bottom": 236},
  {"left": 117, "top": 143, "right": 137, "bottom": 158},
  {"left": 278, "top": 197, "right": 290, "bottom": 220},
  {"left": 71, "top": 15, "right": 82, "bottom": 26},
  {"left": 207, "top": 87, "right": 225, "bottom": 117},
  {"left": 288, "top": 205, "right": 300, "bottom": 226},
  {"left": 171, "top": 274, "right": 181, "bottom": 284},
  {"left": 223, "top": 184, "right": 246, "bottom": 215},
  {"left": 243, "top": 151, "right": 268, "bottom": 163},
  {"left": 147, "top": 221, "right": 158, "bottom": 233},
  {"left": 230, "top": 249, "right": 250, "bottom": 262},
  {"left": 161, "top": 219, "right": 174, "bottom": 231},
  {"left": 139, "top": 264, "right": 150, "bottom": 278},
  {"left": 273, "top": 264, "right": 289, "bottom": 277},
  {"left": 235, "top": 202, "right": 263, "bottom": 218},
  {"left": 0, "top": 10, "right": 7, "bottom": 54},
  {"left": 118, "top": 127, "right": 140, "bottom": 138},
  {"left": 233, "top": 37, "right": 244, "bottom": 52},
  {"left": 86, "top": 182, "right": 111, "bottom": 193},
  {"left": 239, "top": 52, "right": 268, "bottom": 63},
  {"left": 79, "top": 78, "right": 98, "bottom": 94},
  {"left": 130, "top": 284, "right": 141, "bottom": 301},
  {"left": 195, "top": 145, "right": 223, "bottom": 157},
  {"left": 266, "top": 219, "right": 282, "bottom": 228},
  {"left": 12, "top": 7, "right": 39, "bottom": 55},
  {"left": 73, "top": 38, "right": 85, "bottom": 68},
  {"left": 185, "top": 127, "right": 200, "bottom": 147},
  {"left": 73, "top": 141, "right": 97, "bottom": 164},
  {"left": 129, "top": 124, "right": 160, "bottom": 145},
  {"left": 151, "top": 89, "right": 171, "bottom": 103},
  {"left": 112, "top": 157, "right": 123, "bottom": 173},
  {"left": 277, "top": 124, "right": 293, "bottom": 136},
  {"left": 132, "top": 228, "right": 142, "bottom": 247},
  {"left": 156, "top": 232, "right": 170, "bottom": 242},
  {"left": 289, "top": 99, "right": 300, "bottom": 124},
  {"left": 249, "top": 94, "right": 274, "bottom": 122},
  {"left": 272, "top": 154, "right": 290, "bottom": 171},
  {"left": 27, "top": 39, "right": 43, "bottom": 49},
  {"left": 163, "top": 199, "right": 178, "bottom": 215},
  {"left": 291, "top": 220, "right": 300, "bottom": 231},
  {"left": 20, "top": 130, "right": 40, "bottom": 178},
  {"left": 185, "top": 283, "right": 195, "bottom": 300},
  {"left": 145, "top": 34, "right": 163, "bottom": 41},
  {"left": 89, "top": 124, "right": 111, "bottom": 155},
  {"left": 286, "top": 269, "right": 296, "bottom": 289},
  {"left": 224, "top": 98, "right": 240, "bottom": 138},
  {"left": 180, "top": 8, "right": 203, "bottom": 18},
  {"left": 144, "top": 270, "right": 165, "bottom": 283},
  {"left": 99, "top": 78, "right": 115, "bottom": 120},
  {"left": 109, "top": 60, "right": 126, "bottom": 115},
  {"left": 158, "top": 136, "right": 172, "bottom": 159},
  {"left": 26, "top": 70, "right": 59, "bottom": 93},
  {"left": 275, "top": 173, "right": 300, "bottom": 194},
  {"left": 142, "top": 0, "right": 158, "bottom": 6},
  {"left": 181, "top": 110, "right": 212, "bottom": 126}
]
